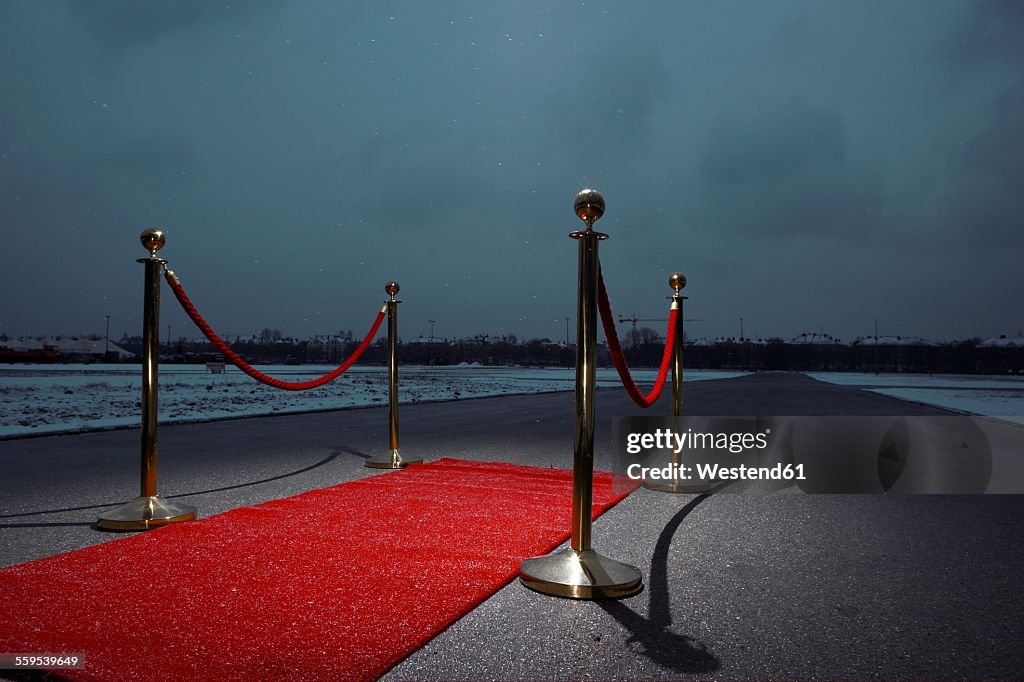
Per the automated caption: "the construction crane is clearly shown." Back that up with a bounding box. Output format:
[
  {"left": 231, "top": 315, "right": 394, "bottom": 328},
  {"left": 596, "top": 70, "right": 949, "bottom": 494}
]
[
  {"left": 617, "top": 313, "right": 703, "bottom": 347},
  {"left": 614, "top": 315, "right": 704, "bottom": 366}
]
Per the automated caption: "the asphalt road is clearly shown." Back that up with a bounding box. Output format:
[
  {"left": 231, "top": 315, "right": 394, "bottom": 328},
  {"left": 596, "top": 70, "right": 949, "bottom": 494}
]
[{"left": 2, "top": 373, "right": 1023, "bottom": 680}]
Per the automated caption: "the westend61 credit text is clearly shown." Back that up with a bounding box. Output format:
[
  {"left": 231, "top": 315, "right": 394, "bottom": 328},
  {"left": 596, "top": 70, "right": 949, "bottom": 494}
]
[{"left": 626, "top": 461, "right": 806, "bottom": 482}]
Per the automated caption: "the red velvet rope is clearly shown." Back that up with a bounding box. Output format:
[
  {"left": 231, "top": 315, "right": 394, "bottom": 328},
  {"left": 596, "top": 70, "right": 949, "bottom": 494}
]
[
  {"left": 164, "top": 268, "right": 386, "bottom": 391},
  {"left": 597, "top": 269, "right": 677, "bottom": 408}
]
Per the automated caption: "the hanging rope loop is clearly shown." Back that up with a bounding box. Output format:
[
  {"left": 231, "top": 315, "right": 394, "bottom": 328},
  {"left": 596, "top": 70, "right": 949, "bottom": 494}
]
[
  {"left": 596, "top": 267, "right": 677, "bottom": 408},
  {"left": 164, "top": 267, "right": 386, "bottom": 391}
]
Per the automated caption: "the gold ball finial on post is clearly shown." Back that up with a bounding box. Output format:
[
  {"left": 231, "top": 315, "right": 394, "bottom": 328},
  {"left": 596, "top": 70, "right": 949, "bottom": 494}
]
[
  {"left": 385, "top": 281, "right": 400, "bottom": 299},
  {"left": 139, "top": 228, "right": 166, "bottom": 258},
  {"left": 669, "top": 272, "right": 687, "bottom": 294},
  {"left": 573, "top": 189, "right": 605, "bottom": 228}
]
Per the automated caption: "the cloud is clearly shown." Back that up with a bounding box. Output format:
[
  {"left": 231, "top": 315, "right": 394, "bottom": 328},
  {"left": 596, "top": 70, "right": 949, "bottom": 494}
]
[
  {"left": 932, "top": 0, "right": 1024, "bottom": 249},
  {"left": 542, "top": 42, "right": 671, "bottom": 162},
  {"left": 700, "top": 102, "right": 845, "bottom": 186},
  {"left": 944, "top": 79, "right": 1024, "bottom": 248},
  {"left": 0, "top": 1, "right": 1019, "bottom": 341},
  {"left": 63, "top": 0, "right": 286, "bottom": 53},
  {"left": 92, "top": 130, "right": 200, "bottom": 189},
  {"left": 692, "top": 100, "right": 886, "bottom": 240},
  {"left": 938, "top": 0, "right": 1024, "bottom": 69}
]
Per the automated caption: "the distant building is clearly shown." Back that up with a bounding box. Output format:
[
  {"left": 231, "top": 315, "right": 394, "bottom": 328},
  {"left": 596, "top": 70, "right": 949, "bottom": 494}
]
[
  {"left": 786, "top": 332, "right": 845, "bottom": 371},
  {"left": 976, "top": 335, "right": 1024, "bottom": 373},
  {"left": 850, "top": 335, "right": 939, "bottom": 373},
  {"left": 978, "top": 335, "right": 1024, "bottom": 349},
  {"left": 306, "top": 334, "right": 353, "bottom": 363},
  {"left": 0, "top": 336, "right": 134, "bottom": 362},
  {"left": 789, "top": 332, "right": 843, "bottom": 346},
  {"left": 853, "top": 334, "right": 937, "bottom": 347}
]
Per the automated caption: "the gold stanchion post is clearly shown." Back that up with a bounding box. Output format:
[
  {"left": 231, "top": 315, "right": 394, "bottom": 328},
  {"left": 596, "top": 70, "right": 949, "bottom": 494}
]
[
  {"left": 97, "top": 228, "right": 197, "bottom": 530},
  {"left": 643, "top": 273, "right": 711, "bottom": 493},
  {"left": 519, "top": 189, "right": 643, "bottom": 599},
  {"left": 669, "top": 273, "right": 686, "bottom": 419},
  {"left": 366, "top": 281, "right": 422, "bottom": 469}
]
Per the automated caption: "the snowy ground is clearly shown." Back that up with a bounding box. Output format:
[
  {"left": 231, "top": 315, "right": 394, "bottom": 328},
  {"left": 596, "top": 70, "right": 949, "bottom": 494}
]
[
  {"left": 5, "top": 367, "right": 1021, "bottom": 439},
  {"left": 808, "top": 372, "right": 1024, "bottom": 425},
  {"left": 0, "top": 364, "right": 742, "bottom": 438}
]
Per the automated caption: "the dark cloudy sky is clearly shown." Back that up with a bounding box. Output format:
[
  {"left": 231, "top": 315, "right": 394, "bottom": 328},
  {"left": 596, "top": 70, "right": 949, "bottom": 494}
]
[{"left": 1, "top": 1, "right": 1021, "bottom": 344}]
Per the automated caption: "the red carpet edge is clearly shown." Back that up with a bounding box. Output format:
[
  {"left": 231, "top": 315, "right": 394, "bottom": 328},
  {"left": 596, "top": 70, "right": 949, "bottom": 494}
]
[{"left": 0, "top": 458, "right": 637, "bottom": 681}]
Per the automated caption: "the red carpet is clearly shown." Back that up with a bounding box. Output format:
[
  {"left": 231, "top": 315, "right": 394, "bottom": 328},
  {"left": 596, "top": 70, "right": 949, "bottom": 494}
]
[{"left": 0, "top": 458, "right": 635, "bottom": 681}]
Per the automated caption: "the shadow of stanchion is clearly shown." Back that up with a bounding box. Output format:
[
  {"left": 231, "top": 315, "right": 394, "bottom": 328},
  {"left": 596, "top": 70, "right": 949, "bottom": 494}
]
[
  {"left": 333, "top": 446, "right": 373, "bottom": 460},
  {"left": 166, "top": 450, "right": 342, "bottom": 499},
  {"left": 0, "top": 521, "right": 95, "bottom": 530},
  {"left": 597, "top": 483, "right": 730, "bottom": 674},
  {"left": 0, "top": 451, "right": 342, "bottom": 521}
]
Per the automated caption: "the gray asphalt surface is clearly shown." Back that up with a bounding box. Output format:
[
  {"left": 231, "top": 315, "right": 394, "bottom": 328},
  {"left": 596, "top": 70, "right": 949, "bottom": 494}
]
[{"left": 2, "top": 373, "right": 1023, "bottom": 680}]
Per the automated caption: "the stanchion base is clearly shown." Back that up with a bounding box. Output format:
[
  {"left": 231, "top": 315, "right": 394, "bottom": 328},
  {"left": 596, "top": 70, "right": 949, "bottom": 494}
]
[
  {"left": 96, "top": 496, "right": 197, "bottom": 531},
  {"left": 643, "top": 480, "right": 717, "bottom": 494},
  {"left": 520, "top": 548, "right": 643, "bottom": 599},
  {"left": 365, "top": 450, "right": 422, "bottom": 469}
]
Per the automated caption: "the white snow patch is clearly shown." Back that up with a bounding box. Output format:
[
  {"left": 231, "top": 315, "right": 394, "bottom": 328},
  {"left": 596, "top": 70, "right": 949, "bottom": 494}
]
[
  {"left": 0, "top": 364, "right": 743, "bottom": 438},
  {"left": 807, "top": 372, "right": 1024, "bottom": 425}
]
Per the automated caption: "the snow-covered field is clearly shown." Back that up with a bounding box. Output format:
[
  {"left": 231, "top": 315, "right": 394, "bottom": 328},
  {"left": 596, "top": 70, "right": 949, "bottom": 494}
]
[
  {"left": 808, "top": 372, "right": 1024, "bottom": 425},
  {"left": 4, "top": 367, "right": 1021, "bottom": 439},
  {"left": 0, "top": 364, "right": 742, "bottom": 438}
]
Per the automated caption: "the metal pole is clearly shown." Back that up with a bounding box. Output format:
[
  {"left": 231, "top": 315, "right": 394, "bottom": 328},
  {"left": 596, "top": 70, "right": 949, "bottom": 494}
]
[
  {"left": 643, "top": 273, "right": 709, "bottom": 494},
  {"left": 428, "top": 319, "right": 437, "bottom": 365},
  {"left": 104, "top": 314, "right": 110, "bottom": 356},
  {"left": 97, "top": 228, "right": 196, "bottom": 530},
  {"left": 366, "top": 281, "right": 422, "bottom": 469},
  {"left": 140, "top": 256, "right": 160, "bottom": 498},
  {"left": 520, "top": 188, "right": 642, "bottom": 599},
  {"left": 875, "top": 318, "right": 879, "bottom": 375},
  {"left": 671, "top": 275, "right": 686, "bottom": 419},
  {"left": 565, "top": 316, "right": 570, "bottom": 369},
  {"left": 570, "top": 214, "right": 599, "bottom": 552},
  {"left": 740, "top": 317, "right": 744, "bottom": 370},
  {"left": 631, "top": 317, "right": 639, "bottom": 364}
]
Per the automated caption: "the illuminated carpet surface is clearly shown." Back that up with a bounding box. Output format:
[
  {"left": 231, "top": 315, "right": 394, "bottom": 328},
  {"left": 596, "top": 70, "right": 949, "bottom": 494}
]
[{"left": 0, "top": 458, "right": 634, "bottom": 681}]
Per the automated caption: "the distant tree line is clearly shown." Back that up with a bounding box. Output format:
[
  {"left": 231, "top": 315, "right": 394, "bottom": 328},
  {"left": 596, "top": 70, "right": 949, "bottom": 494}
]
[
  {"left": 683, "top": 338, "right": 998, "bottom": 373},
  {"left": 104, "top": 331, "right": 1024, "bottom": 374}
]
